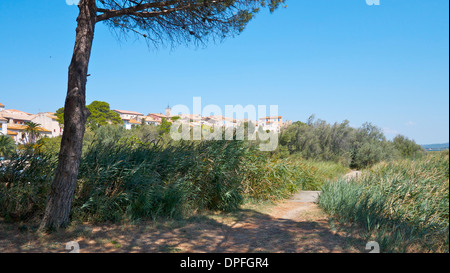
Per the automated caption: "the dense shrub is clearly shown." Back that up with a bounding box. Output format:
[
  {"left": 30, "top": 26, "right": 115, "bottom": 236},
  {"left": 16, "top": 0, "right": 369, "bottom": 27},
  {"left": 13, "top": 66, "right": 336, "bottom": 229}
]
[
  {"left": 278, "top": 116, "right": 419, "bottom": 169},
  {"left": 392, "top": 134, "right": 425, "bottom": 159},
  {"left": 0, "top": 135, "right": 17, "bottom": 158}
]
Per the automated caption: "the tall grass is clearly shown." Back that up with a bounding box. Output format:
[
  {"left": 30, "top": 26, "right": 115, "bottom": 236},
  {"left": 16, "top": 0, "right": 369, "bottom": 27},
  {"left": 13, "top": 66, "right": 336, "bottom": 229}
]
[
  {"left": 73, "top": 138, "right": 252, "bottom": 222},
  {"left": 319, "top": 151, "right": 449, "bottom": 253},
  {"left": 1, "top": 125, "right": 331, "bottom": 224},
  {"left": 0, "top": 152, "right": 56, "bottom": 221},
  {"left": 293, "top": 158, "right": 349, "bottom": 184}
]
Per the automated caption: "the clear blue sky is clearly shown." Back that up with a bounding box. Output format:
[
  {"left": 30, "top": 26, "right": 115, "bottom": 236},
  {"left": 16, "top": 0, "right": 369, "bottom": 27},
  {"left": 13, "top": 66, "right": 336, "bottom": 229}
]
[{"left": 0, "top": 0, "right": 448, "bottom": 144}]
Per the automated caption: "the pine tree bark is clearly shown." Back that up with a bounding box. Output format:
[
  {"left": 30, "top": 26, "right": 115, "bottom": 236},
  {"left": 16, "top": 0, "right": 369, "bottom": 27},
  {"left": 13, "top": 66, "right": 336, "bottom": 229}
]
[{"left": 39, "top": 0, "right": 96, "bottom": 231}]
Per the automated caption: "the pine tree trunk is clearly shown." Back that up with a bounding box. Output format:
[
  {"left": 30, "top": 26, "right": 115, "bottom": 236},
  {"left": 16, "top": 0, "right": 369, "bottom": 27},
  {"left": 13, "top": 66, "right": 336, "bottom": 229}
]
[{"left": 39, "top": 0, "right": 96, "bottom": 231}]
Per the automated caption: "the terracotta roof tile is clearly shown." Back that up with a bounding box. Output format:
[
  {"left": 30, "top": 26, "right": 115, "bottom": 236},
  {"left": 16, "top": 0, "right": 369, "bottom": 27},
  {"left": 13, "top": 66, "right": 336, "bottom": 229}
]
[
  {"left": 6, "top": 124, "right": 51, "bottom": 133},
  {"left": 128, "top": 119, "right": 141, "bottom": 125},
  {"left": 113, "top": 110, "right": 144, "bottom": 116}
]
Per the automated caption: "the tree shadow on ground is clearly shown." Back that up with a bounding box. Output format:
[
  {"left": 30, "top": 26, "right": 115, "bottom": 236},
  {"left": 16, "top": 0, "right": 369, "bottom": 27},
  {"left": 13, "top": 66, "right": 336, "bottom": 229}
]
[{"left": 0, "top": 208, "right": 366, "bottom": 253}]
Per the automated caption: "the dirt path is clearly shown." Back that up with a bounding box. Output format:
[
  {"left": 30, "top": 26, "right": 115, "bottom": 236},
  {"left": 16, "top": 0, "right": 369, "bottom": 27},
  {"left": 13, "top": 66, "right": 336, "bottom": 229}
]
[
  {"left": 343, "top": 170, "right": 362, "bottom": 181},
  {"left": 0, "top": 173, "right": 365, "bottom": 253},
  {"left": 0, "top": 199, "right": 363, "bottom": 253}
]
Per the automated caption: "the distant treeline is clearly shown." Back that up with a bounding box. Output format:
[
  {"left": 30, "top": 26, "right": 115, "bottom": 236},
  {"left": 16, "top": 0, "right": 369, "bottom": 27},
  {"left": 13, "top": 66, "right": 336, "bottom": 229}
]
[
  {"left": 276, "top": 115, "right": 425, "bottom": 169},
  {"left": 421, "top": 143, "right": 449, "bottom": 152}
]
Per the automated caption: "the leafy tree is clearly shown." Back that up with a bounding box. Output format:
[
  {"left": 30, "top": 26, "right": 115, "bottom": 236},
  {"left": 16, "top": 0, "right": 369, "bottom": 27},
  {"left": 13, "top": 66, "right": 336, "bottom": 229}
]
[
  {"left": 41, "top": 0, "right": 286, "bottom": 231},
  {"left": 86, "top": 101, "right": 123, "bottom": 129},
  {"left": 55, "top": 107, "right": 65, "bottom": 126},
  {"left": 393, "top": 134, "right": 425, "bottom": 159},
  {"left": 0, "top": 135, "right": 16, "bottom": 158},
  {"left": 278, "top": 117, "right": 395, "bottom": 169},
  {"left": 159, "top": 118, "right": 172, "bottom": 135},
  {"left": 279, "top": 121, "right": 307, "bottom": 154},
  {"left": 56, "top": 101, "right": 123, "bottom": 129},
  {"left": 350, "top": 122, "right": 391, "bottom": 169}
]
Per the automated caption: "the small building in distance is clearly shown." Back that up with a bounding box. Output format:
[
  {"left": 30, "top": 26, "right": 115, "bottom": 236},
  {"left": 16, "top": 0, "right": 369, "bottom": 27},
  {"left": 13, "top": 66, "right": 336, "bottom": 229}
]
[
  {"left": 113, "top": 109, "right": 144, "bottom": 130},
  {"left": 6, "top": 124, "right": 52, "bottom": 145},
  {"left": 123, "top": 119, "right": 141, "bottom": 130},
  {"left": 259, "top": 116, "right": 283, "bottom": 133},
  {"left": 0, "top": 109, "right": 35, "bottom": 125},
  {"left": 0, "top": 103, "right": 63, "bottom": 143},
  {"left": 32, "top": 112, "right": 63, "bottom": 137},
  {"left": 141, "top": 115, "right": 160, "bottom": 126},
  {"left": 113, "top": 109, "right": 144, "bottom": 121},
  {"left": 165, "top": 105, "right": 172, "bottom": 117}
]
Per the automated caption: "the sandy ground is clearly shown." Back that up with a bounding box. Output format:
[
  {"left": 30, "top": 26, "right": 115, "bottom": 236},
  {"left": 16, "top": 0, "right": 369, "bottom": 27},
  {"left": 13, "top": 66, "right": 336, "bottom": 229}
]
[{"left": 0, "top": 197, "right": 365, "bottom": 253}]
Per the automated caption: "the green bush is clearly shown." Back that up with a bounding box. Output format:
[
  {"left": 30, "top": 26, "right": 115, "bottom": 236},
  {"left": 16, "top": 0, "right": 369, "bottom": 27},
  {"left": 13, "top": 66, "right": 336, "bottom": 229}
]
[
  {"left": 278, "top": 116, "right": 421, "bottom": 169},
  {"left": 0, "top": 135, "right": 17, "bottom": 158}
]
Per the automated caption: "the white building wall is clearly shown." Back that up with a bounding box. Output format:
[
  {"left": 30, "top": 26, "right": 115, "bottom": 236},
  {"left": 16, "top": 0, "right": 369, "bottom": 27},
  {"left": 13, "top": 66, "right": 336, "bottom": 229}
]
[
  {"left": 0, "top": 120, "right": 7, "bottom": 135},
  {"left": 32, "top": 113, "right": 62, "bottom": 137}
]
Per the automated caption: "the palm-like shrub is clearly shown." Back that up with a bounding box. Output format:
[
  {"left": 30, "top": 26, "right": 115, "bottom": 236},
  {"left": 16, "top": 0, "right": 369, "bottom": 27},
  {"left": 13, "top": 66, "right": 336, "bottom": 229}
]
[
  {"left": 0, "top": 135, "right": 16, "bottom": 158},
  {"left": 24, "top": 122, "right": 42, "bottom": 144}
]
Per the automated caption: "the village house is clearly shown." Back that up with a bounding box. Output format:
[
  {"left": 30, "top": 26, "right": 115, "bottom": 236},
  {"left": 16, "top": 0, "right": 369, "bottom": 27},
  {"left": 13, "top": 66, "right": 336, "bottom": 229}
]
[
  {"left": 5, "top": 124, "right": 52, "bottom": 144},
  {"left": 141, "top": 115, "right": 160, "bottom": 126},
  {"left": 113, "top": 109, "right": 144, "bottom": 120},
  {"left": 147, "top": 113, "right": 169, "bottom": 123},
  {"left": 112, "top": 109, "right": 144, "bottom": 130},
  {"left": 203, "top": 115, "right": 237, "bottom": 129},
  {"left": 0, "top": 103, "right": 61, "bottom": 144},
  {"left": 259, "top": 116, "right": 284, "bottom": 133},
  {"left": 32, "top": 112, "right": 63, "bottom": 138},
  {"left": 178, "top": 114, "right": 203, "bottom": 127},
  {"left": 1, "top": 109, "right": 35, "bottom": 125},
  {"left": 123, "top": 119, "right": 141, "bottom": 130}
]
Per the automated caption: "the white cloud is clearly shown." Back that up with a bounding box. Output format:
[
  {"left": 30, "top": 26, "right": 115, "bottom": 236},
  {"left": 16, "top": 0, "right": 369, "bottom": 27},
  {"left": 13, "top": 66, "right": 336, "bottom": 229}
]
[{"left": 405, "top": 121, "right": 416, "bottom": 126}]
